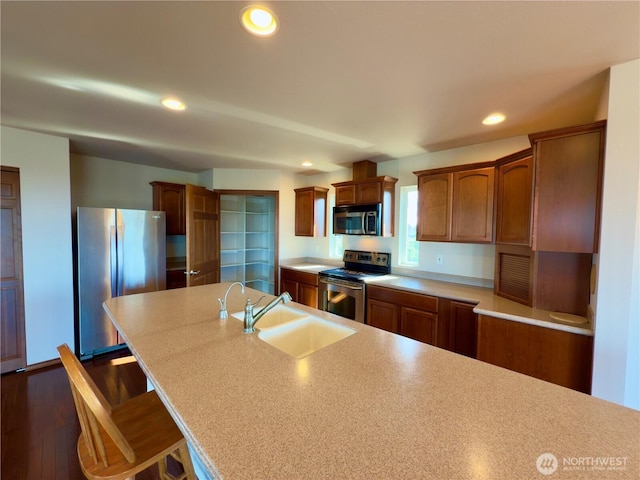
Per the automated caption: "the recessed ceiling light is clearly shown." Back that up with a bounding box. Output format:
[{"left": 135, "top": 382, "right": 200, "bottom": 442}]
[
  {"left": 161, "top": 98, "right": 186, "bottom": 111},
  {"left": 482, "top": 113, "right": 505, "bottom": 125},
  {"left": 240, "top": 6, "right": 278, "bottom": 37},
  {"left": 302, "top": 161, "right": 313, "bottom": 167}
]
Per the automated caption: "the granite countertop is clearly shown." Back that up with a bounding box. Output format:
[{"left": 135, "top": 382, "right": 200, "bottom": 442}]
[
  {"left": 280, "top": 263, "right": 593, "bottom": 336},
  {"left": 103, "top": 283, "right": 638, "bottom": 480}
]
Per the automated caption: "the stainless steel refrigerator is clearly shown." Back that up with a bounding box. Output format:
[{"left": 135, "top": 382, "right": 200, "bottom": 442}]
[{"left": 76, "top": 207, "right": 166, "bottom": 358}]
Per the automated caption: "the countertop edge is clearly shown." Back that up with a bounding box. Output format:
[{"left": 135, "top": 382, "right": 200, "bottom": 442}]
[{"left": 280, "top": 263, "right": 593, "bottom": 337}]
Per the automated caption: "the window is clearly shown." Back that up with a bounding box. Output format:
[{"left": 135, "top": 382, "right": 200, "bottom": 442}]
[
  {"left": 328, "top": 194, "right": 343, "bottom": 258},
  {"left": 399, "top": 185, "right": 418, "bottom": 265}
]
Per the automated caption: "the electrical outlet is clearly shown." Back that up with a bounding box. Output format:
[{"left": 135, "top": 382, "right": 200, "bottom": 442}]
[{"left": 436, "top": 255, "right": 443, "bottom": 265}]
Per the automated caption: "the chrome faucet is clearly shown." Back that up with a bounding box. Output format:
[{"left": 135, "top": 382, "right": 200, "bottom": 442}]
[
  {"left": 218, "top": 282, "right": 245, "bottom": 319},
  {"left": 243, "top": 292, "right": 292, "bottom": 333}
]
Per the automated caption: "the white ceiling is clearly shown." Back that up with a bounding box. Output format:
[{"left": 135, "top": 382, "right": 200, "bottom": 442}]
[{"left": 2, "top": 1, "right": 639, "bottom": 174}]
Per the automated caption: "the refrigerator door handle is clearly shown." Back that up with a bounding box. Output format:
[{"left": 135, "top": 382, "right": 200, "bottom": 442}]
[
  {"left": 110, "top": 226, "right": 118, "bottom": 298},
  {"left": 116, "top": 224, "right": 125, "bottom": 296}
]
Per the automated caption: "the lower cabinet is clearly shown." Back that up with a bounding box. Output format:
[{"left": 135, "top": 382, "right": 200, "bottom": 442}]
[
  {"left": 279, "top": 268, "right": 318, "bottom": 308},
  {"left": 449, "top": 301, "right": 478, "bottom": 358},
  {"left": 167, "top": 270, "right": 187, "bottom": 289},
  {"left": 366, "top": 285, "right": 440, "bottom": 347},
  {"left": 477, "top": 315, "right": 593, "bottom": 394}
]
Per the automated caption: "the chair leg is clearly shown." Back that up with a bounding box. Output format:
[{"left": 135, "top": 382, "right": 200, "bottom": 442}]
[
  {"left": 177, "top": 444, "right": 198, "bottom": 480},
  {"left": 157, "top": 455, "right": 169, "bottom": 479}
]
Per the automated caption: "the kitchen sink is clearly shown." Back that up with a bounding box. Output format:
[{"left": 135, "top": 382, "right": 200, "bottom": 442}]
[
  {"left": 230, "top": 304, "right": 309, "bottom": 329},
  {"left": 258, "top": 317, "right": 356, "bottom": 359}
]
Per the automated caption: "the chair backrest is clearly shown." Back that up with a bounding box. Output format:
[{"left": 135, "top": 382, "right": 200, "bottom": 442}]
[{"left": 57, "top": 344, "right": 136, "bottom": 466}]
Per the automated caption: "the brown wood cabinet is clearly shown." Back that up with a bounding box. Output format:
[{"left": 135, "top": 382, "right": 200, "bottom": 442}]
[
  {"left": 279, "top": 267, "right": 319, "bottom": 308},
  {"left": 495, "top": 149, "right": 533, "bottom": 245},
  {"left": 477, "top": 314, "right": 593, "bottom": 393},
  {"left": 166, "top": 269, "right": 187, "bottom": 289},
  {"left": 366, "top": 285, "right": 439, "bottom": 346},
  {"left": 151, "top": 181, "right": 220, "bottom": 288},
  {"left": 495, "top": 244, "right": 592, "bottom": 315},
  {"left": 294, "top": 187, "right": 328, "bottom": 237},
  {"left": 333, "top": 176, "right": 396, "bottom": 206},
  {"left": 448, "top": 301, "right": 478, "bottom": 358},
  {"left": 150, "top": 181, "right": 186, "bottom": 235},
  {"left": 530, "top": 120, "right": 606, "bottom": 253},
  {"left": 332, "top": 176, "right": 398, "bottom": 237},
  {"left": 416, "top": 173, "right": 452, "bottom": 241},
  {"left": 414, "top": 164, "right": 494, "bottom": 243}
]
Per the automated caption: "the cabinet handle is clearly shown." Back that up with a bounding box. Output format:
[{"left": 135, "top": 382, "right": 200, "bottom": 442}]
[{"left": 184, "top": 270, "right": 201, "bottom": 276}]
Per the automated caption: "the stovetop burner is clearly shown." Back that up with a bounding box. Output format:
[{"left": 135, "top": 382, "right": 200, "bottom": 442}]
[{"left": 319, "top": 250, "right": 391, "bottom": 282}]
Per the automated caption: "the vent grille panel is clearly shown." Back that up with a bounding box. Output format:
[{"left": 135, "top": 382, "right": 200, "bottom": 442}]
[{"left": 499, "top": 253, "right": 531, "bottom": 302}]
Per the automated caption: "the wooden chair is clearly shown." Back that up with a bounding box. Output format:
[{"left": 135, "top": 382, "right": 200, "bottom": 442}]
[{"left": 57, "top": 344, "right": 197, "bottom": 480}]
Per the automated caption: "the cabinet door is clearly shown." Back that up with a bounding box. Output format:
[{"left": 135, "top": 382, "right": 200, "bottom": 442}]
[
  {"left": 367, "top": 298, "right": 399, "bottom": 333},
  {"left": 166, "top": 270, "right": 187, "bottom": 290},
  {"left": 532, "top": 124, "right": 605, "bottom": 253},
  {"left": 281, "top": 278, "right": 299, "bottom": 302},
  {"left": 186, "top": 185, "right": 220, "bottom": 286},
  {"left": 417, "top": 173, "right": 452, "bottom": 241},
  {"left": 151, "top": 182, "right": 186, "bottom": 235},
  {"left": 295, "top": 189, "right": 315, "bottom": 236},
  {"left": 496, "top": 156, "right": 533, "bottom": 245},
  {"left": 299, "top": 283, "right": 318, "bottom": 308},
  {"left": 451, "top": 167, "right": 494, "bottom": 243},
  {"left": 400, "top": 307, "right": 437, "bottom": 345},
  {"left": 449, "top": 301, "right": 478, "bottom": 358},
  {"left": 356, "top": 181, "right": 382, "bottom": 204},
  {"left": 294, "top": 187, "right": 327, "bottom": 237},
  {"left": 477, "top": 315, "right": 593, "bottom": 393},
  {"left": 335, "top": 185, "right": 356, "bottom": 206}
]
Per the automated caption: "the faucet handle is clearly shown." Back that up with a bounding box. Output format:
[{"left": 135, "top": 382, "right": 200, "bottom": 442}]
[{"left": 246, "top": 296, "right": 266, "bottom": 309}]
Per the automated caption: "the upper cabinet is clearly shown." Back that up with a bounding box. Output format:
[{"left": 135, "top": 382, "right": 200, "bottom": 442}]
[
  {"left": 415, "top": 173, "right": 452, "bottom": 241},
  {"left": 294, "top": 186, "right": 328, "bottom": 237},
  {"left": 332, "top": 176, "right": 397, "bottom": 206},
  {"left": 331, "top": 160, "right": 398, "bottom": 237},
  {"left": 150, "top": 181, "right": 186, "bottom": 235},
  {"left": 414, "top": 164, "right": 494, "bottom": 243},
  {"left": 530, "top": 121, "right": 606, "bottom": 254},
  {"left": 495, "top": 149, "right": 533, "bottom": 245}
]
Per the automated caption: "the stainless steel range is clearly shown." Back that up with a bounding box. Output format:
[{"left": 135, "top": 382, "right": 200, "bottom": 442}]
[{"left": 318, "top": 250, "right": 391, "bottom": 323}]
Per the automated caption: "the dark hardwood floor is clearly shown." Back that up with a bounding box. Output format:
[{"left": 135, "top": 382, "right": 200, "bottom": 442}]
[{"left": 1, "top": 348, "right": 161, "bottom": 480}]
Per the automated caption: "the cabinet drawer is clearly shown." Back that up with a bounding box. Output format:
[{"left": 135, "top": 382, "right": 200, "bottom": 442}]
[
  {"left": 366, "top": 285, "right": 438, "bottom": 313},
  {"left": 279, "top": 268, "right": 318, "bottom": 287}
]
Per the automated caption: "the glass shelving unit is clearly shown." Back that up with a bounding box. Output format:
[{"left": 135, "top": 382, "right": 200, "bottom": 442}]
[{"left": 219, "top": 193, "right": 276, "bottom": 294}]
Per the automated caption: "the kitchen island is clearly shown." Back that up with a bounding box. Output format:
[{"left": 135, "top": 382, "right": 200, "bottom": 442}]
[{"left": 103, "top": 283, "right": 638, "bottom": 479}]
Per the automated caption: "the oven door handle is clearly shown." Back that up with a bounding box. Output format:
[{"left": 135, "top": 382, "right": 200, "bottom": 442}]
[{"left": 319, "top": 277, "right": 364, "bottom": 290}]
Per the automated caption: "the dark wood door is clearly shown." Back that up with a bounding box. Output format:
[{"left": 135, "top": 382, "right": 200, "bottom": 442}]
[
  {"left": 400, "top": 307, "right": 437, "bottom": 345},
  {"left": 186, "top": 185, "right": 220, "bottom": 287},
  {"left": 367, "top": 298, "right": 399, "bottom": 333},
  {"left": 298, "top": 283, "right": 318, "bottom": 308},
  {"left": 281, "top": 278, "right": 299, "bottom": 302},
  {"left": 451, "top": 167, "right": 495, "bottom": 243},
  {"left": 416, "top": 173, "right": 452, "bottom": 241},
  {"left": 1, "top": 167, "right": 27, "bottom": 373},
  {"left": 150, "top": 181, "right": 186, "bottom": 235},
  {"left": 531, "top": 121, "right": 605, "bottom": 253},
  {"left": 449, "top": 301, "right": 478, "bottom": 358},
  {"left": 496, "top": 155, "right": 533, "bottom": 245}
]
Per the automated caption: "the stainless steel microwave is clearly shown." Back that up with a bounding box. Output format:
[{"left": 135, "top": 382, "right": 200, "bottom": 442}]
[{"left": 333, "top": 203, "right": 382, "bottom": 235}]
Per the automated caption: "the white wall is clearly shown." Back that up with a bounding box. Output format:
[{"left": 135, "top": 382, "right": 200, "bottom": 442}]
[
  {"left": 212, "top": 168, "right": 308, "bottom": 260},
  {"left": 592, "top": 59, "right": 640, "bottom": 410},
  {"left": 1, "top": 127, "right": 75, "bottom": 365},
  {"left": 71, "top": 154, "right": 200, "bottom": 211},
  {"left": 297, "top": 135, "right": 531, "bottom": 282}
]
